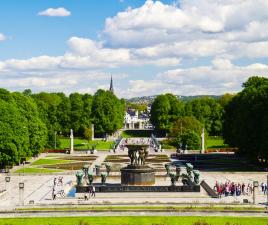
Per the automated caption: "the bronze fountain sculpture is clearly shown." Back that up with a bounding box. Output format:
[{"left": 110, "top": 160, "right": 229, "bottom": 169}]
[{"left": 121, "top": 144, "right": 155, "bottom": 186}]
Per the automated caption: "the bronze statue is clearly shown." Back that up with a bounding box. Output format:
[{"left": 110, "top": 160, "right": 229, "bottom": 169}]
[
  {"left": 126, "top": 145, "right": 148, "bottom": 166},
  {"left": 128, "top": 150, "right": 135, "bottom": 165}
]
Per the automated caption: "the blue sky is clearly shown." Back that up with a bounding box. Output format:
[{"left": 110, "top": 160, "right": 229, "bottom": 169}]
[{"left": 0, "top": 0, "right": 268, "bottom": 97}]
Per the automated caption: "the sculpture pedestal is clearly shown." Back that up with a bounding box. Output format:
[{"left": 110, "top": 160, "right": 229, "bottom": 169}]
[{"left": 121, "top": 165, "right": 155, "bottom": 186}]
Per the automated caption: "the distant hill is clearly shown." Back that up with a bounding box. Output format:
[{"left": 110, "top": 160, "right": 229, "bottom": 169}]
[{"left": 127, "top": 95, "right": 222, "bottom": 104}]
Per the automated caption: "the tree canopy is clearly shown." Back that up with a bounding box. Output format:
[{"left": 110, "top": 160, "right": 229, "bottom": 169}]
[
  {"left": 0, "top": 88, "right": 125, "bottom": 167},
  {"left": 223, "top": 76, "right": 268, "bottom": 161},
  {"left": 91, "top": 89, "right": 125, "bottom": 136},
  {"left": 169, "top": 116, "right": 203, "bottom": 150},
  {"left": 150, "top": 93, "right": 223, "bottom": 136},
  {"left": 150, "top": 94, "right": 184, "bottom": 132},
  {"left": 0, "top": 91, "right": 47, "bottom": 167}
]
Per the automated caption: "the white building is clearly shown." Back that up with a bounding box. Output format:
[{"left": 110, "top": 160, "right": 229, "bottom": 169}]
[{"left": 124, "top": 110, "right": 151, "bottom": 129}]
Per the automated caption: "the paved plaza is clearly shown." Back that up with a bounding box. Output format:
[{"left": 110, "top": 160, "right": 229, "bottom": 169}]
[{"left": 0, "top": 144, "right": 267, "bottom": 210}]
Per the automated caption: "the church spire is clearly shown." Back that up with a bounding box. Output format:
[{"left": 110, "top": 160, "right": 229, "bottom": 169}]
[{"left": 109, "top": 75, "right": 114, "bottom": 94}]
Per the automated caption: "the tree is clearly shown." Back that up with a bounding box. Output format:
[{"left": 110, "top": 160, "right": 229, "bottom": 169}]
[
  {"left": 82, "top": 94, "right": 93, "bottom": 132},
  {"left": 69, "top": 93, "right": 84, "bottom": 135},
  {"left": 175, "top": 130, "right": 201, "bottom": 150},
  {"left": 223, "top": 76, "right": 268, "bottom": 162},
  {"left": 151, "top": 95, "right": 170, "bottom": 131},
  {"left": 84, "top": 127, "right": 93, "bottom": 149},
  {"left": 0, "top": 89, "right": 32, "bottom": 167},
  {"left": 185, "top": 97, "right": 223, "bottom": 136},
  {"left": 150, "top": 94, "right": 184, "bottom": 133},
  {"left": 23, "top": 89, "right": 32, "bottom": 96},
  {"left": 32, "top": 92, "right": 64, "bottom": 148},
  {"left": 218, "top": 93, "right": 235, "bottom": 108},
  {"left": 56, "top": 93, "right": 71, "bottom": 135},
  {"left": 91, "top": 90, "right": 125, "bottom": 136},
  {"left": 11, "top": 92, "right": 47, "bottom": 156},
  {"left": 169, "top": 116, "right": 203, "bottom": 150},
  {"left": 126, "top": 102, "right": 148, "bottom": 112}
]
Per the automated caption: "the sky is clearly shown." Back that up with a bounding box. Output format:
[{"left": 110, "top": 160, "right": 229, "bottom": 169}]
[{"left": 0, "top": 0, "right": 268, "bottom": 98}]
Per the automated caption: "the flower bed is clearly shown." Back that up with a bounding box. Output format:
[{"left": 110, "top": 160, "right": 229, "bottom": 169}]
[
  {"left": 104, "top": 154, "right": 171, "bottom": 163},
  {"left": 43, "top": 161, "right": 91, "bottom": 170},
  {"left": 44, "top": 149, "right": 68, "bottom": 153},
  {"left": 58, "top": 156, "right": 97, "bottom": 161},
  {"left": 205, "top": 148, "right": 239, "bottom": 153}
]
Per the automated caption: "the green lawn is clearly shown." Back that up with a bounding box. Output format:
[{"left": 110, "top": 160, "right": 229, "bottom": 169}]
[
  {"left": 206, "top": 136, "right": 228, "bottom": 149},
  {"left": 14, "top": 167, "right": 64, "bottom": 174},
  {"left": 59, "top": 138, "right": 114, "bottom": 150},
  {"left": 159, "top": 136, "right": 228, "bottom": 150},
  {"left": 160, "top": 140, "right": 175, "bottom": 149},
  {"left": 0, "top": 216, "right": 267, "bottom": 225},
  {"left": 31, "top": 158, "right": 73, "bottom": 165}
]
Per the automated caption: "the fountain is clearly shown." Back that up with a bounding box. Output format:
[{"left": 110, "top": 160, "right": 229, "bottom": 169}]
[
  {"left": 121, "top": 144, "right": 155, "bottom": 185},
  {"left": 74, "top": 141, "right": 201, "bottom": 194}
]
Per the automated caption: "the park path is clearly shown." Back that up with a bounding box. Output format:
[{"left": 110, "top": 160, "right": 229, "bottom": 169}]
[
  {"left": 0, "top": 210, "right": 267, "bottom": 218},
  {"left": 89, "top": 152, "right": 108, "bottom": 172}
]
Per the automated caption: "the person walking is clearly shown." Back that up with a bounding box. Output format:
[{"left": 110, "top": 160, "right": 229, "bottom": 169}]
[
  {"left": 52, "top": 187, "right": 56, "bottom": 200},
  {"left": 84, "top": 191, "right": 88, "bottom": 201},
  {"left": 88, "top": 185, "right": 92, "bottom": 198},
  {"left": 261, "top": 182, "right": 264, "bottom": 192},
  {"left": 91, "top": 185, "right": 96, "bottom": 197},
  {"left": 264, "top": 184, "right": 267, "bottom": 195}
]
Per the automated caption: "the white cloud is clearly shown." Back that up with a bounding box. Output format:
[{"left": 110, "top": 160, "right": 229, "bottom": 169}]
[
  {"left": 1, "top": 1, "right": 268, "bottom": 97},
  {"left": 102, "top": 0, "right": 268, "bottom": 60},
  {"left": 3, "top": 56, "right": 61, "bottom": 70},
  {"left": 115, "top": 60, "right": 268, "bottom": 98},
  {"left": 0, "top": 70, "right": 127, "bottom": 95},
  {"left": 38, "top": 7, "right": 71, "bottom": 17},
  {"left": 156, "top": 61, "right": 268, "bottom": 96},
  {"left": 0, "top": 33, "right": 6, "bottom": 41}
]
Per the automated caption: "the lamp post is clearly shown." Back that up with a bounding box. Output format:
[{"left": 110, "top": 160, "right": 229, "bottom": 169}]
[
  {"left": 5, "top": 176, "right": 10, "bottom": 191},
  {"left": 253, "top": 181, "right": 259, "bottom": 205},
  {"left": 23, "top": 161, "right": 25, "bottom": 176},
  {"left": 19, "top": 182, "right": 24, "bottom": 206}
]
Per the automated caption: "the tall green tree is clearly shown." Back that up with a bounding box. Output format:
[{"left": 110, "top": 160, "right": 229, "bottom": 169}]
[
  {"left": 0, "top": 99, "right": 29, "bottom": 166},
  {"left": 12, "top": 92, "right": 47, "bottom": 156},
  {"left": 91, "top": 90, "right": 124, "bottom": 136},
  {"left": 82, "top": 94, "right": 93, "bottom": 131},
  {"left": 69, "top": 93, "right": 84, "bottom": 135},
  {"left": 185, "top": 97, "right": 223, "bottom": 135},
  {"left": 169, "top": 116, "right": 203, "bottom": 150},
  {"left": 32, "top": 92, "right": 64, "bottom": 147},
  {"left": 223, "top": 76, "right": 268, "bottom": 161},
  {"left": 150, "top": 94, "right": 184, "bottom": 132}
]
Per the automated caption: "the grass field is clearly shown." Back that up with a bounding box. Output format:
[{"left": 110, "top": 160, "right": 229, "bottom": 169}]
[
  {"left": 59, "top": 138, "right": 114, "bottom": 150},
  {"left": 160, "top": 136, "right": 228, "bottom": 150},
  {"left": 14, "top": 167, "right": 64, "bottom": 174},
  {"left": 31, "top": 158, "right": 73, "bottom": 165},
  {"left": 206, "top": 136, "right": 228, "bottom": 149},
  {"left": 0, "top": 216, "right": 267, "bottom": 225}
]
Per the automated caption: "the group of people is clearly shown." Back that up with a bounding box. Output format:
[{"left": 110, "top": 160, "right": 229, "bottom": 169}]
[
  {"left": 84, "top": 185, "right": 96, "bottom": 200},
  {"left": 260, "top": 182, "right": 268, "bottom": 195},
  {"left": 117, "top": 138, "right": 151, "bottom": 152},
  {"left": 214, "top": 181, "right": 253, "bottom": 197},
  {"left": 52, "top": 177, "right": 64, "bottom": 200}
]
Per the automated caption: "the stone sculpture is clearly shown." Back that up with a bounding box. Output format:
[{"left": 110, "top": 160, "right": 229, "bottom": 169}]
[
  {"left": 101, "top": 172, "right": 107, "bottom": 185},
  {"left": 76, "top": 171, "right": 84, "bottom": 186}
]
